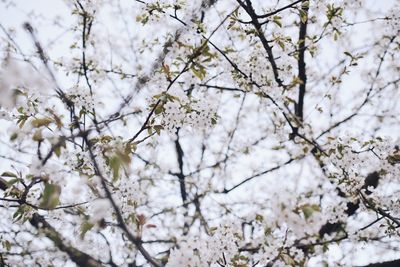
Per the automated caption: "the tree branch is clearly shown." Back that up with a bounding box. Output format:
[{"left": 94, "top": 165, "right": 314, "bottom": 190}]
[
  {"left": 360, "top": 259, "right": 400, "bottom": 267},
  {"left": 0, "top": 179, "right": 104, "bottom": 267},
  {"left": 238, "top": 0, "right": 285, "bottom": 88},
  {"left": 295, "top": 0, "right": 309, "bottom": 121},
  {"left": 30, "top": 213, "right": 104, "bottom": 267}
]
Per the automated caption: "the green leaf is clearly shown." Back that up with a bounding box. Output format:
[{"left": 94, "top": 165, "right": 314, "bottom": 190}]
[
  {"left": 13, "top": 207, "right": 22, "bottom": 220},
  {"left": 6, "top": 178, "right": 20, "bottom": 187},
  {"left": 1, "top": 171, "right": 18, "bottom": 178},
  {"left": 344, "top": 51, "right": 352, "bottom": 57},
  {"left": 12, "top": 204, "right": 31, "bottom": 222},
  {"left": 31, "top": 118, "right": 52, "bottom": 128},
  {"left": 116, "top": 150, "right": 131, "bottom": 165},
  {"left": 3, "top": 240, "right": 11, "bottom": 251},
  {"left": 32, "top": 130, "right": 43, "bottom": 142},
  {"left": 277, "top": 39, "right": 285, "bottom": 50},
  {"left": 54, "top": 138, "right": 66, "bottom": 157},
  {"left": 80, "top": 221, "right": 94, "bottom": 239},
  {"left": 255, "top": 214, "right": 263, "bottom": 222},
  {"left": 109, "top": 156, "right": 122, "bottom": 181},
  {"left": 17, "top": 114, "right": 28, "bottom": 128},
  {"left": 154, "top": 104, "right": 164, "bottom": 115},
  {"left": 54, "top": 146, "right": 62, "bottom": 157},
  {"left": 40, "top": 183, "right": 61, "bottom": 209},
  {"left": 153, "top": 125, "right": 163, "bottom": 135},
  {"left": 301, "top": 204, "right": 320, "bottom": 220},
  {"left": 300, "top": 9, "right": 308, "bottom": 23},
  {"left": 191, "top": 68, "right": 205, "bottom": 80},
  {"left": 387, "top": 154, "right": 400, "bottom": 164},
  {"left": 191, "top": 63, "right": 207, "bottom": 80},
  {"left": 125, "top": 142, "right": 137, "bottom": 154},
  {"left": 162, "top": 64, "right": 171, "bottom": 80},
  {"left": 264, "top": 226, "right": 272, "bottom": 236},
  {"left": 272, "top": 15, "right": 282, "bottom": 27}
]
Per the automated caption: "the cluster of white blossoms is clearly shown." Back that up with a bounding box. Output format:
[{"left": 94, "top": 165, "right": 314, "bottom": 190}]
[
  {"left": 269, "top": 191, "right": 326, "bottom": 238},
  {"left": 252, "top": 226, "right": 289, "bottom": 265},
  {"left": 245, "top": 210, "right": 311, "bottom": 266},
  {"left": 67, "top": 85, "right": 95, "bottom": 111},
  {"left": 322, "top": 136, "right": 400, "bottom": 200},
  {"left": 160, "top": 89, "right": 218, "bottom": 134},
  {"left": 384, "top": 4, "right": 400, "bottom": 35},
  {"left": 186, "top": 99, "right": 217, "bottom": 130},
  {"left": 324, "top": 200, "right": 348, "bottom": 224},
  {"left": 255, "top": 234, "right": 305, "bottom": 267},
  {"left": 166, "top": 222, "right": 242, "bottom": 266},
  {"left": 65, "top": 150, "right": 96, "bottom": 176},
  {"left": 66, "top": 137, "right": 128, "bottom": 179},
  {"left": 116, "top": 178, "right": 145, "bottom": 221},
  {"left": 162, "top": 100, "right": 186, "bottom": 133}
]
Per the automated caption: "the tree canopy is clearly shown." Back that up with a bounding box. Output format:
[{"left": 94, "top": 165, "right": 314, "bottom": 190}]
[{"left": 0, "top": 0, "right": 400, "bottom": 266}]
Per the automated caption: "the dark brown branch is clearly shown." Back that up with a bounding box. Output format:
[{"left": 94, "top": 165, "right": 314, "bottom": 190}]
[
  {"left": 295, "top": 0, "right": 309, "bottom": 121},
  {"left": 82, "top": 133, "right": 162, "bottom": 267},
  {"left": 237, "top": 0, "right": 285, "bottom": 88},
  {"left": 236, "top": 0, "right": 303, "bottom": 24},
  {"left": 30, "top": 213, "right": 104, "bottom": 267},
  {"left": 198, "top": 84, "right": 247, "bottom": 93},
  {"left": 359, "top": 191, "right": 400, "bottom": 228},
  {"left": 360, "top": 259, "right": 400, "bottom": 267},
  {"left": 221, "top": 158, "right": 295, "bottom": 193},
  {"left": 257, "top": 0, "right": 303, "bottom": 19},
  {"left": 174, "top": 131, "right": 187, "bottom": 203}
]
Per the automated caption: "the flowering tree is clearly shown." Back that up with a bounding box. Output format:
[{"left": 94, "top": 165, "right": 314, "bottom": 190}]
[{"left": 0, "top": 0, "right": 400, "bottom": 266}]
